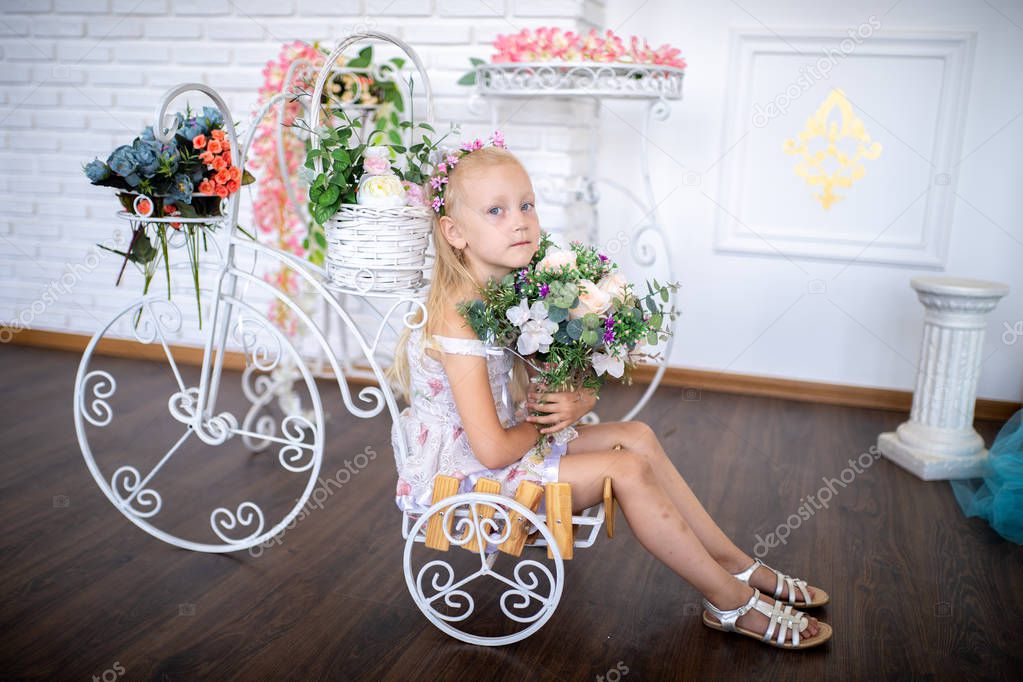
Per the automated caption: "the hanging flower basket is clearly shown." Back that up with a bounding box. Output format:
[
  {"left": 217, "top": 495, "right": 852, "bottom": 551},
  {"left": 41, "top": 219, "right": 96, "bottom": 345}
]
[
  {"left": 83, "top": 104, "right": 254, "bottom": 328},
  {"left": 301, "top": 33, "right": 448, "bottom": 295},
  {"left": 323, "top": 204, "right": 432, "bottom": 292}
]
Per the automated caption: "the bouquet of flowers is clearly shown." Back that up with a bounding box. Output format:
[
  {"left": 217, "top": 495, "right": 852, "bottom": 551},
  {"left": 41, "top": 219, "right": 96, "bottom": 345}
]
[
  {"left": 458, "top": 230, "right": 680, "bottom": 446},
  {"left": 84, "top": 105, "right": 253, "bottom": 218},
  {"left": 82, "top": 104, "right": 255, "bottom": 327}
]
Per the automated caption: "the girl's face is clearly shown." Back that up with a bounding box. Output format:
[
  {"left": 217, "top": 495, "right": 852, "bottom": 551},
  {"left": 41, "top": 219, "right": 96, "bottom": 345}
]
[{"left": 441, "top": 161, "right": 540, "bottom": 287}]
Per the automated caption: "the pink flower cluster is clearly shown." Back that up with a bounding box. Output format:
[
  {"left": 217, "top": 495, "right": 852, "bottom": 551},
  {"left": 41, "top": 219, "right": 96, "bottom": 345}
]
[
  {"left": 492, "top": 27, "right": 686, "bottom": 69},
  {"left": 250, "top": 40, "right": 324, "bottom": 337},
  {"left": 429, "top": 131, "right": 507, "bottom": 214}
]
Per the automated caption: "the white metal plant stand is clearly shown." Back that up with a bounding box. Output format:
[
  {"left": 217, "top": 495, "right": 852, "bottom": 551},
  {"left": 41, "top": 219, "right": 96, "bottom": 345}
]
[
  {"left": 72, "top": 32, "right": 611, "bottom": 647},
  {"left": 469, "top": 61, "right": 686, "bottom": 423}
]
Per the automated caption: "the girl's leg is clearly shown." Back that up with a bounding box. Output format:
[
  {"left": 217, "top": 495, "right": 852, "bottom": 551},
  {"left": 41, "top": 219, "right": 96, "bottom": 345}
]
[
  {"left": 568, "top": 421, "right": 818, "bottom": 603},
  {"left": 557, "top": 448, "right": 821, "bottom": 642}
]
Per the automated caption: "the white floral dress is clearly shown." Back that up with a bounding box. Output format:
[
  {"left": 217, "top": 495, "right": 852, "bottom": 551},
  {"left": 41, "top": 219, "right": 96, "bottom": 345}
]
[{"left": 391, "top": 325, "right": 579, "bottom": 515}]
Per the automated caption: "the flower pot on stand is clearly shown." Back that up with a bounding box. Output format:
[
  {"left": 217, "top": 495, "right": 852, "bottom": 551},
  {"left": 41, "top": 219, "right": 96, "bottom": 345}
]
[{"left": 323, "top": 204, "right": 433, "bottom": 293}]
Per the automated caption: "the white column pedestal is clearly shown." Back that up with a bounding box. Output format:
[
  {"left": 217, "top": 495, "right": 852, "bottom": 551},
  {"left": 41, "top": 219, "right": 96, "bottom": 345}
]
[{"left": 878, "top": 277, "right": 1009, "bottom": 481}]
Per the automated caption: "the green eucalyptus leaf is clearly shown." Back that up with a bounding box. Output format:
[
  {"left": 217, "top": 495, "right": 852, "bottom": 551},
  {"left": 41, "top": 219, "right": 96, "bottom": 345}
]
[{"left": 547, "top": 305, "right": 568, "bottom": 324}]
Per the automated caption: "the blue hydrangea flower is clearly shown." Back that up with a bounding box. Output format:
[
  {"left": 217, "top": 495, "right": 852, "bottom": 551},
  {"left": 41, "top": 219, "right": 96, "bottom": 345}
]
[
  {"left": 168, "top": 173, "right": 194, "bottom": 204},
  {"left": 139, "top": 126, "right": 171, "bottom": 155},
  {"left": 131, "top": 139, "right": 161, "bottom": 178},
  {"left": 181, "top": 116, "right": 206, "bottom": 141},
  {"left": 201, "top": 105, "right": 223, "bottom": 130},
  {"left": 106, "top": 144, "right": 140, "bottom": 187},
  {"left": 83, "top": 158, "right": 110, "bottom": 183}
]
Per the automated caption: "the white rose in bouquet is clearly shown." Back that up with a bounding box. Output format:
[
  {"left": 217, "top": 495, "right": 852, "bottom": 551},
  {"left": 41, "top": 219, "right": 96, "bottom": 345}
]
[
  {"left": 536, "top": 248, "right": 577, "bottom": 273},
  {"left": 596, "top": 271, "right": 629, "bottom": 302},
  {"left": 568, "top": 278, "right": 613, "bottom": 319}
]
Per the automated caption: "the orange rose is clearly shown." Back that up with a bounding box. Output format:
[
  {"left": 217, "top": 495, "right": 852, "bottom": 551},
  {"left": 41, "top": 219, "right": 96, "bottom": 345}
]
[
  {"left": 211, "top": 129, "right": 225, "bottom": 141},
  {"left": 198, "top": 179, "right": 214, "bottom": 194},
  {"left": 212, "top": 156, "right": 227, "bottom": 171},
  {"left": 136, "top": 198, "right": 152, "bottom": 215},
  {"left": 226, "top": 179, "right": 239, "bottom": 193},
  {"left": 207, "top": 139, "right": 222, "bottom": 154},
  {"left": 229, "top": 166, "right": 241, "bottom": 182},
  {"left": 214, "top": 184, "right": 229, "bottom": 198},
  {"left": 192, "top": 133, "right": 206, "bottom": 149},
  {"left": 199, "top": 150, "right": 215, "bottom": 165},
  {"left": 216, "top": 169, "right": 231, "bottom": 184}
]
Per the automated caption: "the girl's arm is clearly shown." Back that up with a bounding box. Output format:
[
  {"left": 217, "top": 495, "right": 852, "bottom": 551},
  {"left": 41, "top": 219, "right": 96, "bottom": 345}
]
[
  {"left": 439, "top": 347, "right": 541, "bottom": 470},
  {"left": 434, "top": 308, "right": 539, "bottom": 470}
]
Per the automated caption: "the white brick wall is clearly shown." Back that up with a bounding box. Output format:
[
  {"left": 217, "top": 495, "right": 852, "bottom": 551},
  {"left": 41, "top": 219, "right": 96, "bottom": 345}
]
[{"left": 0, "top": 0, "right": 606, "bottom": 349}]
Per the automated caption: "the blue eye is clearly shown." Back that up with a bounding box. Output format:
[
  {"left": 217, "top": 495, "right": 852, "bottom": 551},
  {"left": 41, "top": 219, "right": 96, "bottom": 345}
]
[
  {"left": 521, "top": 201, "right": 534, "bottom": 212},
  {"left": 488, "top": 206, "right": 502, "bottom": 216}
]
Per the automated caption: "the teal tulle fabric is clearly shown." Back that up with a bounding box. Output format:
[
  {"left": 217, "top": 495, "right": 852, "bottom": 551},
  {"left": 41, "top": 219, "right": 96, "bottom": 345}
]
[{"left": 950, "top": 410, "right": 1023, "bottom": 544}]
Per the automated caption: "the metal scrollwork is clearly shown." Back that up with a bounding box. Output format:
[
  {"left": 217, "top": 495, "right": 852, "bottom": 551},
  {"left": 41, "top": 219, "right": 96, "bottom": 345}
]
[
  {"left": 404, "top": 493, "right": 565, "bottom": 644},
  {"left": 80, "top": 370, "right": 116, "bottom": 427},
  {"left": 111, "top": 465, "right": 163, "bottom": 518},
  {"left": 210, "top": 501, "right": 265, "bottom": 544}
]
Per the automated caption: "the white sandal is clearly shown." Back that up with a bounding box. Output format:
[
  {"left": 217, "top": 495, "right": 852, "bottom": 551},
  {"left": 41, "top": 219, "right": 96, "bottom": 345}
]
[
  {"left": 732, "top": 557, "right": 829, "bottom": 608},
  {"left": 701, "top": 588, "right": 832, "bottom": 649}
]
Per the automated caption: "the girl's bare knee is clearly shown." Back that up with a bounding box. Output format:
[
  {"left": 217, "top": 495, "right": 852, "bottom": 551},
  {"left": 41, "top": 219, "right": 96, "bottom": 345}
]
[
  {"left": 611, "top": 449, "right": 655, "bottom": 486},
  {"left": 619, "top": 421, "right": 661, "bottom": 463}
]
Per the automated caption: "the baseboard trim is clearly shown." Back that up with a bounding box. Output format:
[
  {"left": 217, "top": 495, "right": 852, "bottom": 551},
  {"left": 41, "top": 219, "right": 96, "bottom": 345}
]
[{"left": 9, "top": 328, "right": 1019, "bottom": 422}]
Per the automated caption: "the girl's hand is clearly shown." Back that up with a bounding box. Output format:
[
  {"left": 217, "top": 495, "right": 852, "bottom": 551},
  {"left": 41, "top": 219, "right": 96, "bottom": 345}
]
[{"left": 525, "top": 385, "right": 598, "bottom": 434}]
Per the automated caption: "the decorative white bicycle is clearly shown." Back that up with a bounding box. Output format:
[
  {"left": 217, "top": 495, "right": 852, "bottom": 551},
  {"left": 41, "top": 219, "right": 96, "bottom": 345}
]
[{"left": 72, "top": 31, "right": 677, "bottom": 646}]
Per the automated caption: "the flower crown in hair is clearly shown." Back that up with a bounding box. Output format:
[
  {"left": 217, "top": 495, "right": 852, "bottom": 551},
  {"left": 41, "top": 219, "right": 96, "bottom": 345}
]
[{"left": 429, "top": 130, "right": 507, "bottom": 214}]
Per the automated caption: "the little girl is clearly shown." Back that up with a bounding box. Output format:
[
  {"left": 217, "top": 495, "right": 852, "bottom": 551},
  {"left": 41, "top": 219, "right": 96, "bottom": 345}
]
[{"left": 387, "top": 139, "right": 833, "bottom": 650}]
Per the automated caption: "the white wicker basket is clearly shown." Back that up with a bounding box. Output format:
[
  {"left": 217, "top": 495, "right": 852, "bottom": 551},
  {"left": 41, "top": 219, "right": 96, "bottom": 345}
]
[
  {"left": 323, "top": 204, "right": 433, "bottom": 292},
  {"left": 309, "top": 31, "right": 437, "bottom": 295}
]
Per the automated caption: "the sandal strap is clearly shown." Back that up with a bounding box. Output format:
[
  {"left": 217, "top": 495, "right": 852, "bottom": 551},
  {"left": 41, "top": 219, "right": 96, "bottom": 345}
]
[
  {"left": 752, "top": 596, "right": 810, "bottom": 646},
  {"left": 701, "top": 588, "right": 760, "bottom": 632},
  {"left": 741, "top": 559, "right": 813, "bottom": 604},
  {"left": 731, "top": 557, "right": 763, "bottom": 583},
  {"left": 762, "top": 560, "right": 813, "bottom": 604}
]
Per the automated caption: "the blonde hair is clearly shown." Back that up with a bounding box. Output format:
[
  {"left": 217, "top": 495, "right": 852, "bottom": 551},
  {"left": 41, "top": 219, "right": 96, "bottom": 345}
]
[{"left": 386, "top": 145, "right": 531, "bottom": 411}]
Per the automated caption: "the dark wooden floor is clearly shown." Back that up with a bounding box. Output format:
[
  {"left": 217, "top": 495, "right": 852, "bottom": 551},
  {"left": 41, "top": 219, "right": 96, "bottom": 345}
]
[{"left": 1, "top": 345, "right": 1020, "bottom": 681}]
